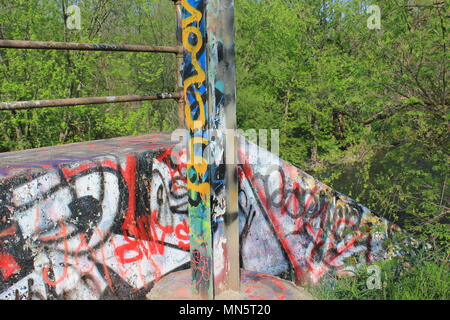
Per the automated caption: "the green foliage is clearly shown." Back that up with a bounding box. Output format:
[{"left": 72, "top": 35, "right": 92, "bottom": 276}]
[
  {"left": 0, "top": 0, "right": 448, "bottom": 265},
  {"left": 308, "top": 247, "right": 449, "bottom": 300},
  {"left": 0, "top": 0, "right": 178, "bottom": 152},
  {"left": 235, "top": 0, "right": 449, "bottom": 252}
]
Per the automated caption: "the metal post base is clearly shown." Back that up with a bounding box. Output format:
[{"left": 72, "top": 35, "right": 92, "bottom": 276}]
[{"left": 146, "top": 269, "right": 316, "bottom": 300}]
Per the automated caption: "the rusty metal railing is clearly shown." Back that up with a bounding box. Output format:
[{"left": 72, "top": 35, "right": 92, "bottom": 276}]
[
  {"left": 0, "top": 40, "right": 182, "bottom": 54},
  {"left": 0, "top": 93, "right": 181, "bottom": 111},
  {"left": 0, "top": 1, "right": 185, "bottom": 127}
]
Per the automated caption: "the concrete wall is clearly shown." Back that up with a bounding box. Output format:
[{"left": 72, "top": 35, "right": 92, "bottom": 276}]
[
  {"left": 0, "top": 133, "right": 397, "bottom": 299},
  {"left": 237, "top": 136, "right": 398, "bottom": 285},
  {"left": 0, "top": 134, "right": 190, "bottom": 299}
]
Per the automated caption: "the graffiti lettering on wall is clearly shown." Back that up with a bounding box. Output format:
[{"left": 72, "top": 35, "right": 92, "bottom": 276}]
[
  {"left": 237, "top": 137, "right": 398, "bottom": 285},
  {"left": 0, "top": 144, "right": 190, "bottom": 299},
  {"left": 182, "top": 0, "right": 214, "bottom": 298},
  {"left": 1, "top": 134, "right": 398, "bottom": 299}
]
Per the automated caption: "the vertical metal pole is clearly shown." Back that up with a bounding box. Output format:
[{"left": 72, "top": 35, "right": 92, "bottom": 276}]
[
  {"left": 206, "top": 0, "right": 240, "bottom": 295},
  {"left": 181, "top": 0, "right": 214, "bottom": 300},
  {"left": 174, "top": 1, "right": 185, "bottom": 128}
]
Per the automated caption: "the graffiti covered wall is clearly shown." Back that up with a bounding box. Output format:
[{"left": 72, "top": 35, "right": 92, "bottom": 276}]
[
  {"left": 0, "top": 133, "right": 397, "bottom": 299},
  {"left": 0, "top": 134, "right": 190, "bottom": 299},
  {"left": 237, "top": 136, "right": 398, "bottom": 285}
]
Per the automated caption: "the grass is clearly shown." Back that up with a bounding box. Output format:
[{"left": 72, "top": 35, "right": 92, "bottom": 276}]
[{"left": 308, "top": 248, "right": 449, "bottom": 300}]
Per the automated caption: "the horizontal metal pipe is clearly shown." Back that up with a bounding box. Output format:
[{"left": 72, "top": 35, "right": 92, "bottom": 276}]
[
  {"left": 0, "top": 92, "right": 181, "bottom": 111},
  {"left": 0, "top": 40, "right": 182, "bottom": 54}
]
